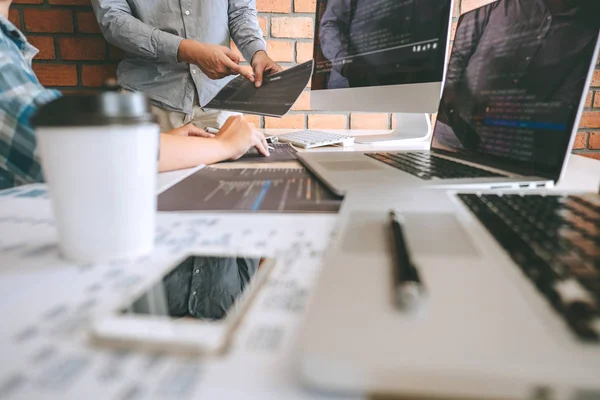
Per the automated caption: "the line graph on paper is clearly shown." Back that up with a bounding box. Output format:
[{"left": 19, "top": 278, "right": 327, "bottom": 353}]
[{"left": 157, "top": 168, "right": 343, "bottom": 213}]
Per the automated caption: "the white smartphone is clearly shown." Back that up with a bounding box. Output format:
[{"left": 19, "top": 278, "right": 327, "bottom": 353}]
[{"left": 90, "top": 254, "right": 275, "bottom": 355}]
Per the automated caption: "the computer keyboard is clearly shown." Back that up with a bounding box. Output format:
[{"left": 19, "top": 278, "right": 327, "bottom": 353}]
[
  {"left": 459, "top": 193, "right": 600, "bottom": 341},
  {"left": 277, "top": 130, "right": 355, "bottom": 149},
  {"left": 366, "top": 152, "right": 504, "bottom": 180}
]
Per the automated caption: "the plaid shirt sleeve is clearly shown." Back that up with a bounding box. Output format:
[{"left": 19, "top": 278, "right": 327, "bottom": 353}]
[{"left": 0, "top": 37, "right": 61, "bottom": 189}]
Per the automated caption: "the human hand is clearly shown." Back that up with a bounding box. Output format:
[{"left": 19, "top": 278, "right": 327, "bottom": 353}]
[
  {"left": 215, "top": 116, "right": 270, "bottom": 160},
  {"left": 178, "top": 39, "right": 255, "bottom": 81},
  {"left": 164, "top": 124, "right": 215, "bottom": 138},
  {"left": 251, "top": 51, "right": 283, "bottom": 87}
]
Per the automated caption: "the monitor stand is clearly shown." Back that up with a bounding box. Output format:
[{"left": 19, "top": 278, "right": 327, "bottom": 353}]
[{"left": 354, "top": 113, "right": 431, "bottom": 144}]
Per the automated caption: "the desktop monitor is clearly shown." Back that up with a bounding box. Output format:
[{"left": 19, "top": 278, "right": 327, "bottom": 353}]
[{"left": 310, "top": 0, "right": 453, "bottom": 141}]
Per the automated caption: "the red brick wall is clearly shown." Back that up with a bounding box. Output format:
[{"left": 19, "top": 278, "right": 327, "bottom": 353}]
[
  {"left": 9, "top": 0, "right": 123, "bottom": 91},
  {"left": 9, "top": 0, "right": 600, "bottom": 158}
]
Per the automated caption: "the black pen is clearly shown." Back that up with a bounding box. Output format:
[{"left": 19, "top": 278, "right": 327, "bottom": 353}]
[{"left": 389, "top": 210, "right": 425, "bottom": 311}]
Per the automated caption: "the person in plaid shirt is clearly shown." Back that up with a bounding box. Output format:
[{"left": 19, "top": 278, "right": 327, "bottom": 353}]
[
  {"left": 0, "top": 10, "right": 61, "bottom": 189},
  {"left": 0, "top": 0, "right": 270, "bottom": 190}
]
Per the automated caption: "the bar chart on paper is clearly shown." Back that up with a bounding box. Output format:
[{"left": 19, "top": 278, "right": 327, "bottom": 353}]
[{"left": 157, "top": 168, "right": 343, "bottom": 213}]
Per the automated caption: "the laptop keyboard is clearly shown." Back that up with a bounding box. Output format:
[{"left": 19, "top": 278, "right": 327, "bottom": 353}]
[
  {"left": 459, "top": 193, "right": 600, "bottom": 342},
  {"left": 366, "top": 152, "right": 505, "bottom": 180}
]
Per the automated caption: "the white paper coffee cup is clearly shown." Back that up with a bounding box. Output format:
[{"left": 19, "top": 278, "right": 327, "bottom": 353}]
[{"left": 33, "top": 92, "right": 159, "bottom": 263}]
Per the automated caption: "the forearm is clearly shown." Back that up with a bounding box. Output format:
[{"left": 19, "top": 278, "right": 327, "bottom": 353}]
[
  {"left": 177, "top": 39, "right": 206, "bottom": 64},
  {"left": 91, "top": 0, "right": 182, "bottom": 63},
  {"left": 158, "top": 135, "right": 231, "bottom": 172}
]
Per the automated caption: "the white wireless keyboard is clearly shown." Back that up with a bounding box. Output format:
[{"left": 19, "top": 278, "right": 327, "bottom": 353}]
[{"left": 276, "top": 130, "right": 355, "bottom": 149}]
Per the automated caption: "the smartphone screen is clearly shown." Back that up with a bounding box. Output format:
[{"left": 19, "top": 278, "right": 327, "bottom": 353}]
[{"left": 122, "top": 255, "right": 266, "bottom": 321}]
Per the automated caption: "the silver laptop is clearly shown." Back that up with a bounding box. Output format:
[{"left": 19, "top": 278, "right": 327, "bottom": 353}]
[
  {"left": 297, "top": 181, "right": 600, "bottom": 399},
  {"left": 299, "top": 2, "right": 600, "bottom": 196}
]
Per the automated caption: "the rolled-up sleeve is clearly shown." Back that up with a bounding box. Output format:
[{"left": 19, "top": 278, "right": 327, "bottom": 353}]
[
  {"left": 91, "top": 0, "right": 183, "bottom": 63},
  {"left": 228, "top": 0, "right": 266, "bottom": 62}
]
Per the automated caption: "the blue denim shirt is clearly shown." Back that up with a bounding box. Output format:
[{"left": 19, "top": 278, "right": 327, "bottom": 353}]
[{"left": 91, "top": 0, "right": 266, "bottom": 113}]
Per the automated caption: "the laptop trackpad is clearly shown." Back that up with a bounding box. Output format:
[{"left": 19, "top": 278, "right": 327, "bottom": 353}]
[{"left": 341, "top": 212, "right": 478, "bottom": 257}]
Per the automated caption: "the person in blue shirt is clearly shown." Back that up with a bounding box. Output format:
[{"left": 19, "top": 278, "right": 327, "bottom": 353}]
[
  {"left": 92, "top": 0, "right": 282, "bottom": 132},
  {"left": 0, "top": 0, "right": 270, "bottom": 190}
]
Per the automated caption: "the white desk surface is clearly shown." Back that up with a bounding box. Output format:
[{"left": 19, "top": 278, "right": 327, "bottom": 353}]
[
  {"left": 158, "top": 129, "right": 431, "bottom": 193},
  {"left": 158, "top": 129, "right": 600, "bottom": 193},
  {"left": 2, "top": 130, "right": 599, "bottom": 400},
  {"left": 0, "top": 191, "right": 342, "bottom": 400}
]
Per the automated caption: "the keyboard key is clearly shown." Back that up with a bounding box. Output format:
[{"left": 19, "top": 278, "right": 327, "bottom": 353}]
[
  {"left": 367, "top": 152, "right": 505, "bottom": 180},
  {"left": 580, "top": 278, "right": 600, "bottom": 294},
  {"left": 564, "top": 302, "right": 599, "bottom": 341},
  {"left": 459, "top": 193, "right": 600, "bottom": 342}
]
